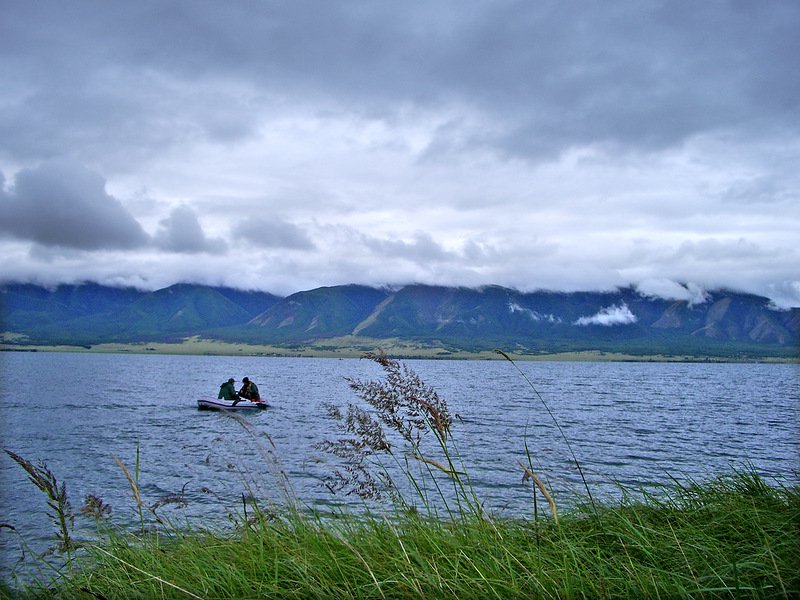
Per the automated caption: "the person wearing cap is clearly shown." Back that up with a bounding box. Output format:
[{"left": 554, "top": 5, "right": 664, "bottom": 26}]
[
  {"left": 238, "top": 377, "right": 260, "bottom": 401},
  {"left": 218, "top": 378, "right": 239, "bottom": 401}
]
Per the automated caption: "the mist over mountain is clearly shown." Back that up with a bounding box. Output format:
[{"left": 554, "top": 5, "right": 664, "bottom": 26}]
[{"left": 1, "top": 282, "right": 797, "bottom": 358}]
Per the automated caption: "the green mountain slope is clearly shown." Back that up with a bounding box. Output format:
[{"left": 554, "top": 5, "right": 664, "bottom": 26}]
[
  {"left": 1, "top": 282, "right": 797, "bottom": 357},
  {"left": 240, "top": 285, "right": 391, "bottom": 342},
  {"left": 1, "top": 283, "right": 280, "bottom": 344}
]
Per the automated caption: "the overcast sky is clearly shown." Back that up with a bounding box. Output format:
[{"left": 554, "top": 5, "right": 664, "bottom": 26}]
[{"left": 1, "top": 1, "right": 798, "bottom": 307}]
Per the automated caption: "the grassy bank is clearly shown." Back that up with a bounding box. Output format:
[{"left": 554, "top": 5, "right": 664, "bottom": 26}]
[
  {"left": 3, "top": 470, "right": 798, "bottom": 599},
  {"left": 3, "top": 352, "right": 798, "bottom": 598}
]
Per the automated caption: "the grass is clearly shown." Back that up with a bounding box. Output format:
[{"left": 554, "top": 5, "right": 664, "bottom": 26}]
[
  {"left": 3, "top": 352, "right": 798, "bottom": 598},
  {"left": 3, "top": 471, "right": 797, "bottom": 599}
]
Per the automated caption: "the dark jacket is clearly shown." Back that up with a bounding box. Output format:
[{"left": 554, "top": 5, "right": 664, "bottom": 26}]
[
  {"left": 239, "top": 381, "right": 260, "bottom": 400},
  {"left": 218, "top": 381, "right": 238, "bottom": 400}
]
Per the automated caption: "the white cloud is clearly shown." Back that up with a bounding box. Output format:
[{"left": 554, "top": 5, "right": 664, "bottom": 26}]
[
  {"left": 636, "top": 280, "right": 709, "bottom": 306},
  {"left": 575, "top": 303, "right": 638, "bottom": 327},
  {"left": 508, "top": 302, "right": 560, "bottom": 323}
]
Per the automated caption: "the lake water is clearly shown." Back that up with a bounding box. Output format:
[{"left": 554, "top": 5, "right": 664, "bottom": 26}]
[{"left": 1, "top": 351, "right": 798, "bottom": 580}]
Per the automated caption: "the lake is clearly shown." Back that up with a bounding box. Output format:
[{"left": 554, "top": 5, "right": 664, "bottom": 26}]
[{"left": 1, "top": 351, "right": 798, "bottom": 580}]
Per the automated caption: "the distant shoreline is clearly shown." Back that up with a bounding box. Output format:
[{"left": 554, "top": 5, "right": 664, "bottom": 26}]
[{"left": 2, "top": 339, "right": 796, "bottom": 363}]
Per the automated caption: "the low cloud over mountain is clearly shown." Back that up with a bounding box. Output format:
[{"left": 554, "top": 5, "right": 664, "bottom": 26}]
[{"left": 575, "top": 304, "right": 638, "bottom": 327}]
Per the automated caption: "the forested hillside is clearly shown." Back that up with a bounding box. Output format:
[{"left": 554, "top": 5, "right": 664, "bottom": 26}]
[{"left": 2, "top": 282, "right": 798, "bottom": 358}]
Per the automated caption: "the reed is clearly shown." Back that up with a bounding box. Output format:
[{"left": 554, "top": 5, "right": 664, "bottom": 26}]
[
  {"left": 520, "top": 462, "right": 558, "bottom": 524},
  {"left": 113, "top": 454, "right": 143, "bottom": 530},
  {"left": 3, "top": 450, "right": 74, "bottom": 555},
  {"left": 316, "top": 350, "right": 481, "bottom": 520},
  {"left": 496, "top": 349, "right": 596, "bottom": 514}
]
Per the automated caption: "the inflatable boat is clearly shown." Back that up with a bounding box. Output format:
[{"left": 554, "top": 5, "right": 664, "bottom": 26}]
[{"left": 197, "top": 398, "right": 269, "bottom": 411}]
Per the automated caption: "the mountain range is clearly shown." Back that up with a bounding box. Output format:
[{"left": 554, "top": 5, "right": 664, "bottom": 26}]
[{"left": 1, "top": 282, "right": 798, "bottom": 358}]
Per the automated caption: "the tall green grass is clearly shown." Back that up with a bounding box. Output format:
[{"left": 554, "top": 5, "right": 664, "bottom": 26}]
[
  {"left": 3, "top": 352, "right": 798, "bottom": 598},
  {"left": 4, "top": 470, "right": 796, "bottom": 599}
]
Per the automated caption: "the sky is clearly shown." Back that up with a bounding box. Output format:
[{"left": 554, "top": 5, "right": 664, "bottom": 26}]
[{"left": 1, "top": 1, "right": 799, "bottom": 308}]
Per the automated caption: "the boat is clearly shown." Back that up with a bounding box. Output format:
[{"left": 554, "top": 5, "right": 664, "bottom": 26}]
[{"left": 197, "top": 398, "right": 269, "bottom": 411}]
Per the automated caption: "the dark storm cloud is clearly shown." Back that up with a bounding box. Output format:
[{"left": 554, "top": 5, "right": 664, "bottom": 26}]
[
  {"left": 364, "top": 232, "right": 453, "bottom": 263},
  {"left": 719, "top": 177, "right": 793, "bottom": 206},
  {"left": 0, "top": 161, "right": 149, "bottom": 250},
  {"left": 235, "top": 217, "right": 315, "bottom": 250},
  {"left": 428, "top": 1, "right": 800, "bottom": 157},
  {"left": 2, "top": 1, "right": 798, "bottom": 164},
  {"left": 0, "top": 1, "right": 797, "bottom": 306},
  {"left": 154, "top": 205, "right": 226, "bottom": 254}
]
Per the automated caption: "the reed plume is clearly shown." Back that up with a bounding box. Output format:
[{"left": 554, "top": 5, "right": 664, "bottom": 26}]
[
  {"left": 113, "top": 455, "right": 142, "bottom": 511},
  {"left": 496, "top": 349, "right": 596, "bottom": 514},
  {"left": 79, "top": 494, "right": 112, "bottom": 520},
  {"left": 347, "top": 350, "right": 452, "bottom": 446},
  {"left": 4, "top": 449, "right": 74, "bottom": 552},
  {"left": 317, "top": 350, "right": 456, "bottom": 502},
  {"left": 520, "top": 462, "right": 558, "bottom": 523},
  {"left": 412, "top": 454, "right": 462, "bottom": 477},
  {"left": 113, "top": 454, "right": 145, "bottom": 531}
]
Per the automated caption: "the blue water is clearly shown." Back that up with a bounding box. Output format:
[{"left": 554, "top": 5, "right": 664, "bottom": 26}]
[{"left": 1, "top": 352, "right": 798, "bottom": 580}]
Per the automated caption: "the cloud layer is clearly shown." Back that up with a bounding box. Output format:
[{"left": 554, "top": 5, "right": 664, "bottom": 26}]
[{"left": 1, "top": 2, "right": 798, "bottom": 307}]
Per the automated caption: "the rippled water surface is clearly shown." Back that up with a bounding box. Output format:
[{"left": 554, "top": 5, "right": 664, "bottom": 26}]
[{"left": 2, "top": 352, "right": 798, "bottom": 577}]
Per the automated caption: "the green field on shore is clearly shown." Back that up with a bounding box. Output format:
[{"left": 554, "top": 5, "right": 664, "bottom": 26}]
[{"left": 3, "top": 335, "right": 796, "bottom": 362}]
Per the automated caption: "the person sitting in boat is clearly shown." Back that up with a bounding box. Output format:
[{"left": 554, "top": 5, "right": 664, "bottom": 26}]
[
  {"left": 238, "top": 377, "right": 260, "bottom": 401},
  {"left": 218, "top": 378, "right": 239, "bottom": 401}
]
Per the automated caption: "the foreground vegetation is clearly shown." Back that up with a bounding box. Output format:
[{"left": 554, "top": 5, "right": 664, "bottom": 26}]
[
  {"left": 3, "top": 470, "right": 797, "bottom": 599},
  {"left": 3, "top": 352, "right": 798, "bottom": 598}
]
